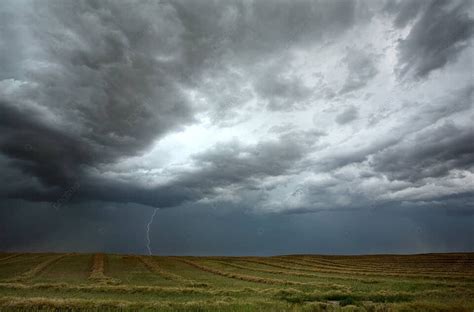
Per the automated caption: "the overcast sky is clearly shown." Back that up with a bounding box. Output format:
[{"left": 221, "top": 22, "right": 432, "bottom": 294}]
[{"left": 1, "top": 0, "right": 473, "bottom": 255}]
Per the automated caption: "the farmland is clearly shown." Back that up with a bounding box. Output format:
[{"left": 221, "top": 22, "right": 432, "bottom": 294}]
[{"left": 0, "top": 252, "right": 472, "bottom": 311}]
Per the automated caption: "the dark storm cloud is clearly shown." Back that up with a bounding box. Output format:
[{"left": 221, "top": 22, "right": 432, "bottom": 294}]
[
  {"left": 1, "top": 0, "right": 473, "bottom": 255},
  {"left": 0, "top": 0, "right": 368, "bottom": 205},
  {"left": 3, "top": 127, "right": 325, "bottom": 211},
  {"left": 0, "top": 0, "right": 195, "bottom": 191},
  {"left": 81, "top": 130, "right": 324, "bottom": 208},
  {"left": 0, "top": 102, "right": 95, "bottom": 187},
  {"left": 0, "top": 0, "right": 472, "bottom": 215},
  {"left": 394, "top": 0, "right": 474, "bottom": 78},
  {"left": 371, "top": 122, "right": 474, "bottom": 182},
  {"left": 189, "top": 130, "right": 324, "bottom": 185},
  {"left": 170, "top": 0, "right": 371, "bottom": 113}
]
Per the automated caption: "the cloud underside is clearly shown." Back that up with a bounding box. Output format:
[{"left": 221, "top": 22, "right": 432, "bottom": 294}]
[{"left": 0, "top": 0, "right": 473, "bottom": 214}]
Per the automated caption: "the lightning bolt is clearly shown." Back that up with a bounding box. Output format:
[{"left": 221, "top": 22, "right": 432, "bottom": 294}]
[{"left": 146, "top": 208, "right": 158, "bottom": 255}]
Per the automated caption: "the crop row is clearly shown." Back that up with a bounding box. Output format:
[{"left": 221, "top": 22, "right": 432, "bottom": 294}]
[
  {"left": 0, "top": 295, "right": 281, "bottom": 312},
  {"left": 213, "top": 259, "right": 339, "bottom": 282},
  {"left": 0, "top": 254, "right": 23, "bottom": 262},
  {"left": 174, "top": 258, "right": 314, "bottom": 286},
  {"left": 136, "top": 256, "right": 206, "bottom": 287},
  {"left": 0, "top": 281, "right": 471, "bottom": 298},
  {"left": 88, "top": 254, "right": 120, "bottom": 285},
  {"left": 240, "top": 257, "right": 473, "bottom": 280},
  {"left": 0, "top": 282, "right": 273, "bottom": 296},
  {"left": 280, "top": 257, "right": 472, "bottom": 276},
  {"left": 295, "top": 255, "right": 474, "bottom": 273},
  {"left": 0, "top": 285, "right": 471, "bottom": 312},
  {"left": 6, "top": 254, "right": 68, "bottom": 282}
]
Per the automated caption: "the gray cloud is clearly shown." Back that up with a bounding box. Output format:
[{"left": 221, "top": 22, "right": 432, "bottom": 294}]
[
  {"left": 339, "top": 48, "right": 378, "bottom": 94},
  {"left": 91, "top": 130, "right": 325, "bottom": 208},
  {"left": 3, "top": 127, "right": 325, "bottom": 211},
  {"left": 335, "top": 106, "right": 359, "bottom": 125},
  {"left": 395, "top": 0, "right": 474, "bottom": 78},
  {"left": 254, "top": 67, "right": 313, "bottom": 111},
  {"left": 168, "top": 0, "right": 371, "bottom": 115},
  {"left": 0, "top": 0, "right": 370, "bottom": 201},
  {"left": 316, "top": 86, "right": 473, "bottom": 172},
  {"left": 384, "top": 0, "right": 424, "bottom": 29},
  {"left": 0, "top": 0, "right": 465, "bottom": 214},
  {"left": 0, "top": 0, "right": 196, "bottom": 190},
  {"left": 0, "top": 0, "right": 473, "bottom": 254},
  {"left": 170, "top": 0, "right": 367, "bottom": 59},
  {"left": 371, "top": 122, "right": 474, "bottom": 182}
]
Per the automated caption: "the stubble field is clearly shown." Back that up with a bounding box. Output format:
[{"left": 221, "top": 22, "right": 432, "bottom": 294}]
[{"left": 0, "top": 252, "right": 472, "bottom": 311}]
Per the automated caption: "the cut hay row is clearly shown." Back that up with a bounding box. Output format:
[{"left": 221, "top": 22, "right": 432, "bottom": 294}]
[
  {"left": 224, "top": 259, "right": 416, "bottom": 285},
  {"left": 0, "top": 254, "right": 44, "bottom": 265},
  {"left": 215, "top": 259, "right": 312, "bottom": 275},
  {"left": 213, "top": 259, "right": 331, "bottom": 280},
  {"left": 284, "top": 257, "right": 474, "bottom": 278},
  {"left": 1, "top": 285, "right": 471, "bottom": 312},
  {"left": 0, "top": 295, "right": 279, "bottom": 311},
  {"left": 299, "top": 255, "right": 474, "bottom": 272},
  {"left": 5, "top": 254, "right": 69, "bottom": 282},
  {"left": 242, "top": 257, "right": 386, "bottom": 276},
  {"left": 89, "top": 254, "right": 107, "bottom": 280},
  {"left": 197, "top": 258, "right": 472, "bottom": 287},
  {"left": 0, "top": 254, "right": 22, "bottom": 262},
  {"left": 213, "top": 259, "right": 362, "bottom": 290},
  {"left": 273, "top": 288, "right": 469, "bottom": 306},
  {"left": 315, "top": 254, "right": 474, "bottom": 266},
  {"left": 88, "top": 254, "right": 120, "bottom": 285},
  {"left": 0, "top": 282, "right": 471, "bottom": 300},
  {"left": 244, "top": 258, "right": 473, "bottom": 280},
  {"left": 322, "top": 256, "right": 474, "bottom": 263},
  {"left": 288, "top": 256, "right": 415, "bottom": 272},
  {"left": 276, "top": 256, "right": 473, "bottom": 277},
  {"left": 326, "top": 258, "right": 474, "bottom": 271},
  {"left": 296, "top": 255, "right": 436, "bottom": 269},
  {"left": 285, "top": 256, "right": 359, "bottom": 270},
  {"left": 317, "top": 253, "right": 474, "bottom": 259},
  {"left": 137, "top": 256, "right": 205, "bottom": 287},
  {"left": 232, "top": 259, "right": 391, "bottom": 285},
  {"left": 174, "top": 258, "right": 307, "bottom": 286},
  {"left": 0, "top": 282, "right": 279, "bottom": 296},
  {"left": 277, "top": 257, "right": 387, "bottom": 272},
  {"left": 321, "top": 258, "right": 474, "bottom": 275},
  {"left": 252, "top": 261, "right": 467, "bottom": 286}
]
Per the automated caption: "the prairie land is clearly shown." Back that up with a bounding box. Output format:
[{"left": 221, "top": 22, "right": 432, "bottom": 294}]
[{"left": 0, "top": 252, "right": 472, "bottom": 311}]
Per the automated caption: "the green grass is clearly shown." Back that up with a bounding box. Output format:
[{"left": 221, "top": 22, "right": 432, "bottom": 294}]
[{"left": 0, "top": 253, "right": 472, "bottom": 311}]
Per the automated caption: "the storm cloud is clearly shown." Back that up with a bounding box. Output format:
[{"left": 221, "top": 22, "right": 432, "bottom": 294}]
[
  {"left": 0, "top": 0, "right": 473, "bottom": 254},
  {"left": 393, "top": 0, "right": 474, "bottom": 78}
]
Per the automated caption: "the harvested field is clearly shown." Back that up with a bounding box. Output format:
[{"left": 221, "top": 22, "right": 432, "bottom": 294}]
[{"left": 0, "top": 252, "right": 472, "bottom": 311}]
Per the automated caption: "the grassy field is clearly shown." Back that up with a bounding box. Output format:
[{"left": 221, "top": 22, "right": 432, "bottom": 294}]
[{"left": 0, "top": 253, "right": 472, "bottom": 311}]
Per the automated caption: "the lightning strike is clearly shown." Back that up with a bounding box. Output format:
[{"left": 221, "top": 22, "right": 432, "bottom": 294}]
[{"left": 145, "top": 208, "right": 158, "bottom": 255}]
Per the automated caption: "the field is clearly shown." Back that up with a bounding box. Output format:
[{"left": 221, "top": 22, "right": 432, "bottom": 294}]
[{"left": 0, "top": 253, "right": 472, "bottom": 311}]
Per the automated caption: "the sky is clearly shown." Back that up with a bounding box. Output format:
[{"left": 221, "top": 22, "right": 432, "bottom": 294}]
[{"left": 0, "top": 0, "right": 473, "bottom": 255}]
